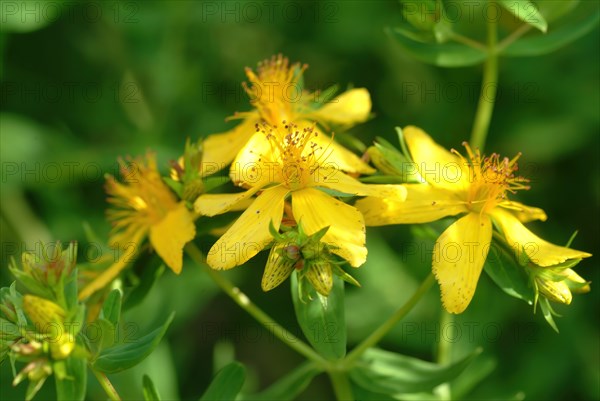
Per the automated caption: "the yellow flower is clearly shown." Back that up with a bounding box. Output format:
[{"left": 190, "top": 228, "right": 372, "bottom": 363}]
[
  {"left": 195, "top": 122, "right": 406, "bottom": 270},
  {"left": 79, "top": 154, "right": 196, "bottom": 300},
  {"left": 202, "top": 54, "right": 374, "bottom": 175},
  {"left": 356, "top": 127, "right": 591, "bottom": 313}
]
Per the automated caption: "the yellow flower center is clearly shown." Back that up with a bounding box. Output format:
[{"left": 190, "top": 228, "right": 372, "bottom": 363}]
[
  {"left": 259, "top": 122, "right": 326, "bottom": 191},
  {"left": 243, "top": 54, "right": 308, "bottom": 126},
  {"left": 453, "top": 142, "right": 530, "bottom": 213}
]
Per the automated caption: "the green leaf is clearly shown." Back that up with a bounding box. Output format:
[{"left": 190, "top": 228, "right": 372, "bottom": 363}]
[
  {"left": 0, "top": 1, "right": 64, "bottom": 33},
  {"left": 92, "top": 312, "right": 174, "bottom": 373},
  {"left": 331, "top": 131, "right": 368, "bottom": 153},
  {"left": 387, "top": 27, "right": 487, "bottom": 67},
  {"left": 123, "top": 257, "right": 165, "bottom": 312},
  {"left": 359, "top": 175, "right": 405, "bottom": 184},
  {"left": 484, "top": 243, "right": 535, "bottom": 305},
  {"left": 310, "top": 84, "right": 340, "bottom": 109},
  {"left": 498, "top": 0, "right": 548, "bottom": 33},
  {"left": 143, "top": 374, "right": 162, "bottom": 401},
  {"left": 244, "top": 362, "right": 322, "bottom": 401},
  {"left": 87, "top": 318, "right": 117, "bottom": 354},
  {"left": 203, "top": 176, "right": 230, "bottom": 193},
  {"left": 500, "top": 9, "right": 599, "bottom": 57},
  {"left": 538, "top": 297, "right": 560, "bottom": 333},
  {"left": 199, "top": 362, "right": 246, "bottom": 401},
  {"left": 349, "top": 347, "right": 481, "bottom": 395},
  {"left": 401, "top": 0, "right": 439, "bottom": 31},
  {"left": 8, "top": 267, "right": 54, "bottom": 300},
  {"left": 537, "top": 0, "right": 579, "bottom": 23},
  {"left": 54, "top": 355, "right": 87, "bottom": 401},
  {"left": 291, "top": 273, "right": 347, "bottom": 360},
  {"left": 101, "top": 289, "right": 122, "bottom": 326}
]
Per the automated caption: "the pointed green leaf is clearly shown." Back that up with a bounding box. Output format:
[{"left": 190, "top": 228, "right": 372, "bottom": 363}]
[
  {"left": 538, "top": 297, "right": 560, "bottom": 332},
  {"left": 101, "top": 289, "right": 122, "bottom": 326},
  {"left": 484, "top": 243, "right": 535, "bottom": 304},
  {"left": 498, "top": 0, "right": 548, "bottom": 32},
  {"left": 291, "top": 273, "right": 346, "bottom": 360},
  {"left": 143, "top": 374, "right": 162, "bottom": 401},
  {"left": 54, "top": 355, "right": 87, "bottom": 401},
  {"left": 401, "top": 0, "right": 439, "bottom": 31},
  {"left": 92, "top": 312, "right": 174, "bottom": 373},
  {"left": 501, "top": 9, "right": 599, "bottom": 57},
  {"left": 244, "top": 362, "right": 321, "bottom": 401},
  {"left": 387, "top": 27, "right": 487, "bottom": 67},
  {"left": 123, "top": 257, "right": 165, "bottom": 312},
  {"left": 199, "top": 362, "right": 246, "bottom": 401},
  {"left": 349, "top": 347, "right": 481, "bottom": 395},
  {"left": 87, "top": 318, "right": 117, "bottom": 354},
  {"left": 537, "top": 0, "right": 579, "bottom": 23}
]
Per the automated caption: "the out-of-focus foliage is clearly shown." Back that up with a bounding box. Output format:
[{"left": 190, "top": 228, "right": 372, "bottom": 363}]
[{"left": 1, "top": 1, "right": 598, "bottom": 400}]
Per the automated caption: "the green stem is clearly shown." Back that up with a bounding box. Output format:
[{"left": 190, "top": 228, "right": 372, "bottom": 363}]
[
  {"left": 344, "top": 273, "right": 435, "bottom": 366},
  {"left": 448, "top": 31, "right": 487, "bottom": 52},
  {"left": 92, "top": 368, "right": 121, "bottom": 401},
  {"left": 470, "top": 3, "right": 499, "bottom": 151},
  {"left": 437, "top": 310, "right": 454, "bottom": 400},
  {"left": 328, "top": 369, "right": 355, "bottom": 401},
  {"left": 184, "top": 243, "right": 327, "bottom": 366},
  {"left": 497, "top": 23, "right": 532, "bottom": 53}
]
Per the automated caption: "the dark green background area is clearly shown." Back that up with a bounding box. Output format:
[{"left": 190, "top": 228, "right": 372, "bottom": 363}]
[{"left": 1, "top": 1, "right": 598, "bottom": 400}]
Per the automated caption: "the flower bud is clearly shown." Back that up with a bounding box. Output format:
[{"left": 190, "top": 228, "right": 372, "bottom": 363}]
[
  {"left": 49, "top": 333, "right": 76, "bottom": 360},
  {"left": 22, "top": 295, "right": 65, "bottom": 333},
  {"left": 535, "top": 275, "right": 572, "bottom": 305}
]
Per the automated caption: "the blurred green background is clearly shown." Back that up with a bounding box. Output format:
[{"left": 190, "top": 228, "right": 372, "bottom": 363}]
[{"left": 1, "top": 1, "right": 598, "bottom": 400}]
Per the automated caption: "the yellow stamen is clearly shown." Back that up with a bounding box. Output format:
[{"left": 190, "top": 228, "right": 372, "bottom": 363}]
[
  {"left": 242, "top": 54, "right": 308, "bottom": 125},
  {"left": 452, "top": 142, "right": 530, "bottom": 213}
]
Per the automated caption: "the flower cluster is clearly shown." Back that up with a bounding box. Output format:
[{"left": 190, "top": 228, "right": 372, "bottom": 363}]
[
  {"left": 3, "top": 243, "right": 83, "bottom": 400},
  {"left": 80, "top": 55, "right": 591, "bottom": 323}
]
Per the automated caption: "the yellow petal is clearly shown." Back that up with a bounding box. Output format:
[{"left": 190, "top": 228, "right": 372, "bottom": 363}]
[
  {"left": 499, "top": 201, "right": 547, "bottom": 223},
  {"left": 292, "top": 188, "right": 366, "bottom": 267},
  {"left": 309, "top": 88, "right": 371, "bottom": 126},
  {"left": 433, "top": 213, "right": 492, "bottom": 314},
  {"left": 491, "top": 208, "right": 591, "bottom": 267},
  {"left": 564, "top": 269, "right": 591, "bottom": 293},
  {"left": 314, "top": 166, "right": 406, "bottom": 200},
  {"left": 356, "top": 184, "right": 466, "bottom": 226},
  {"left": 202, "top": 116, "right": 259, "bottom": 174},
  {"left": 230, "top": 129, "right": 280, "bottom": 187},
  {"left": 149, "top": 203, "right": 196, "bottom": 274},
  {"left": 79, "top": 244, "right": 138, "bottom": 300},
  {"left": 300, "top": 122, "right": 375, "bottom": 174},
  {"left": 206, "top": 186, "right": 288, "bottom": 269},
  {"left": 403, "top": 126, "right": 469, "bottom": 190},
  {"left": 194, "top": 183, "right": 266, "bottom": 216}
]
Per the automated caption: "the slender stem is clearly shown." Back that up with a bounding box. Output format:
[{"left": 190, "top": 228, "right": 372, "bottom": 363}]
[
  {"left": 436, "top": 310, "right": 454, "bottom": 400},
  {"left": 497, "top": 23, "right": 532, "bottom": 53},
  {"left": 184, "top": 243, "right": 327, "bottom": 366},
  {"left": 328, "top": 369, "right": 355, "bottom": 401},
  {"left": 92, "top": 368, "right": 121, "bottom": 401},
  {"left": 470, "top": 2, "right": 499, "bottom": 151},
  {"left": 448, "top": 31, "right": 487, "bottom": 52},
  {"left": 344, "top": 273, "right": 435, "bottom": 366}
]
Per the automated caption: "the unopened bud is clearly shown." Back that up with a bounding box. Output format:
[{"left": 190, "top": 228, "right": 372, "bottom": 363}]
[
  {"left": 49, "top": 333, "right": 76, "bottom": 360},
  {"left": 536, "top": 276, "right": 572, "bottom": 305},
  {"left": 23, "top": 295, "right": 65, "bottom": 333}
]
